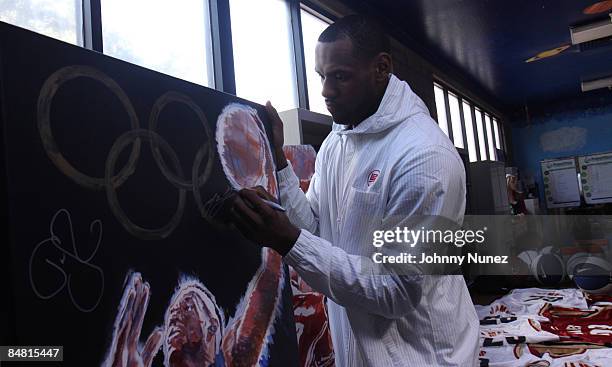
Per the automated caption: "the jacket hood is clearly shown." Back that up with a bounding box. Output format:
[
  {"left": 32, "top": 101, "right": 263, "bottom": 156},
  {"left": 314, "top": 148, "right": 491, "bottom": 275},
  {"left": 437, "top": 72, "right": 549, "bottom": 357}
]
[{"left": 333, "top": 74, "right": 430, "bottom": 135}]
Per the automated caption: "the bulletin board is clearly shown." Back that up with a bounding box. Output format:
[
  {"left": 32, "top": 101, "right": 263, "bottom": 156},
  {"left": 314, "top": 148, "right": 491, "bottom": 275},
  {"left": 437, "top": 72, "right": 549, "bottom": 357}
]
[
  {"left": 578, "top": 151, "right": 612, "bottom": 205},
  {"left": 540, "top": 158, "right": 581, "bottom": 208}
]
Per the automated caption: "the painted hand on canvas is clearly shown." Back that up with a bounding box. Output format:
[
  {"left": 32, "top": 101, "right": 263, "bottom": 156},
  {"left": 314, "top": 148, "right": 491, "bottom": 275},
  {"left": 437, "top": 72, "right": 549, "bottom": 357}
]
[
  {"left": 217, "top": 103, "right": 300, "bottom": 255},
  {"left": 103, "top": 272, "right": 164, "bottom": 367},
  {"left": 216, "top": 103, "right": 278, "bottom": 198},
  {"left": 201, "top": 103, "right": 280, "bottom": 228}
]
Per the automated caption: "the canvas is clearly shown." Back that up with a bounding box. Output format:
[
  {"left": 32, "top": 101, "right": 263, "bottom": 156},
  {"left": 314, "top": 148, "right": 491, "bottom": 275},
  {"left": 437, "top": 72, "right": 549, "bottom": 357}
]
[{"left": 0, "top": 22, "right": 298, "bottom": 367}]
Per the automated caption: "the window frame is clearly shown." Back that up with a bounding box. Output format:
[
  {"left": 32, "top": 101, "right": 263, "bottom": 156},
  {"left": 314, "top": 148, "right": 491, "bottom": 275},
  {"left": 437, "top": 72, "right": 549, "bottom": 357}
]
[
  {"left": 1, "top": 0, "right": 87, "bottom": 46},
  {"left": 83, "top": 0, "right": 223, "bottom": 90},
  {"left": 225, "top": 0, "right": 328, "bottom": 109},
  {"left": 299, "top": 3, "right": 333, "bottom": 114},
  {"left": 433, "top": 78, "right": 506, "bottom": 162},
  {"left": 493, "top": 117, "right": 501, "bottom": 150},
  {"left": 474, "top": 107, "right": 488, "bottom": 161},
  {"left": 229, "top": 0, "right": 300, "bottom": 108},
  {"left": 433, "top": 81, "right": 470, "bottom": 154},
  {"left": 289, "top": 0, "right": 308, "bottom": 108},
  {"left": 461, "top": 99, "right": 478, "bottom": 162},
  {"left": 447, "top": 90, "right": 464, "bottom": 149},
  {"left": 484, "top": 113, "right": 496, "bottom": 161},
  {"left": 15, "top": 0, "right": 509, "bottom": 147},
  {"left": 434, "top": 83, "right": 451, "bottom": 138},
  {"left": 83, "top": 0, "right": 103, "bottom": 51},
  {"left": 12, "top": 0, "right": 333, "bottom": 100}
]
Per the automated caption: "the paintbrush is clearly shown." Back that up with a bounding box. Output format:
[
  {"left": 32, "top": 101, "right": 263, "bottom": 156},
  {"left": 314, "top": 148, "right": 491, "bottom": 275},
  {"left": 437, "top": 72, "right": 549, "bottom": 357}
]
[{"left": 233, "top": 189, "right": 286, "bottom": 212}]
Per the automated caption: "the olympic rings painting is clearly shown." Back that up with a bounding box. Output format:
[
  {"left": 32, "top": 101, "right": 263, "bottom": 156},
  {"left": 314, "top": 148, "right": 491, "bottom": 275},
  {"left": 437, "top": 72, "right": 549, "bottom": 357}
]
[{"left": 1, "top": 23, "right": 297, "bottom": 367}]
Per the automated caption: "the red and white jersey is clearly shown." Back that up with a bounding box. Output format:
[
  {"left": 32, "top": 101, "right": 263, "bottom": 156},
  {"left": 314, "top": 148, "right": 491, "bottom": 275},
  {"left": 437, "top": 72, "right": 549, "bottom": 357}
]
[
  {"left": 477, "top": 289, "right": 612, "bottom": 367},
  {"left": 478, "top": 343, "right": 544, "bottom": 367},
  {"left": 479, "top": 344, "right": 611, "bottom": 367},
  {"left": 477, "top": 289, "right": 589, "bottom": 319},
  {"left": 538, "top": 304, "right": 612, "bottom": 347},
  {"left": 584, "top": 292, "right": 612, "bottom": 307},
  {"left": 480, "top": 315, "right": 559, "bottom": 347}
]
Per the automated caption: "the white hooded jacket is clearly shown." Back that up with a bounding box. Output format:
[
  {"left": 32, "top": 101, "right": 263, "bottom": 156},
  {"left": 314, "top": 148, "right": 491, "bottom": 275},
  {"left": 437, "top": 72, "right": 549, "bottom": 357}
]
[{"left": 278, "top": 74, "right": 479, "bottom": 366}]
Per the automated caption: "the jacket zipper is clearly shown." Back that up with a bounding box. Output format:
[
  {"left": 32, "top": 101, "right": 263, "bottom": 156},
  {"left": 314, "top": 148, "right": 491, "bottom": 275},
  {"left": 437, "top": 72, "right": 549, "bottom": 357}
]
[
  {"left": 338, "top": 135, "right": 359, "bottom": 230},
  {"left": 337, "top": 135, "right": 345, "bottom": 235}
]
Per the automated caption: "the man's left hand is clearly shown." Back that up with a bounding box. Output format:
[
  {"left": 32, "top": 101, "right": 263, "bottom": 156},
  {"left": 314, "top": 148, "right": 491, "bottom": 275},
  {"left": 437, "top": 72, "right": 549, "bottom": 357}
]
[{"left": 230, "top": 187, "right": 300, "bottom": 256}]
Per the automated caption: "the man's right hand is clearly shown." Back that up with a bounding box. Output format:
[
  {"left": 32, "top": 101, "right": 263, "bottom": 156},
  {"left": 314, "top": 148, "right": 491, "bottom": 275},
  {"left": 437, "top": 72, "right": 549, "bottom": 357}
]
[{"left": 265, "top": 101, "right": 288, "bottom": 170}]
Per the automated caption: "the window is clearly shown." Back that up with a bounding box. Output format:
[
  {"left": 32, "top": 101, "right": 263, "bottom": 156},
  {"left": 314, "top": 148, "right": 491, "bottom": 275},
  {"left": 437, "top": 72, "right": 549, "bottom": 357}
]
[
  {"left": 474, "top": 108, "right": 487, "bottom": 160},
  {"left": 462, "top": 101, "right": 477, "bottom": 162},
  {"left": 300, "top": 6, "right": 330, "bottom": 115},
  {"left": 434, "top": 84, "right": 449, "bottom": 137},
  {"left": 448, "top": 92, "right": 464, "bottom": 148},
  {"left": 0, "top": 0, "right": 83, "bottom": 45},
  {"left": 230, "top": 0, "right": 298, "bottom": 111},
  {"left": 101, "top": 0, "right": 213, "bottom": 87},
  {"left": 433, "top": 80, "right": 506, "bottom": 161},
  {"left": 484, "top": 113, "right": 496, "bottom": 160},
  {"left": 493, "top": 118, "right": 501, "bottom": 150}
]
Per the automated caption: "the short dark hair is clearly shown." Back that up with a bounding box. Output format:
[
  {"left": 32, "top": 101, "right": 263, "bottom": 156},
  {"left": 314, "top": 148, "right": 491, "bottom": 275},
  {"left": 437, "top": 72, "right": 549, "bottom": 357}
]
[{"left": 318, "top": 14, "right": 391, "bottom": 61}]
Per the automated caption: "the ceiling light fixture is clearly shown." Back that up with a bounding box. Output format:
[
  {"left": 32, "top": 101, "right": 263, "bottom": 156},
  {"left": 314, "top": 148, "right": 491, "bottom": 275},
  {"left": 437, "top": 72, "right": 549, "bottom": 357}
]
[
  {"left": 581, "top": 75, "right": 612, "bottom": 92},
  {"left": 570, "top": 13, "right": 612, "bottom": 44}
]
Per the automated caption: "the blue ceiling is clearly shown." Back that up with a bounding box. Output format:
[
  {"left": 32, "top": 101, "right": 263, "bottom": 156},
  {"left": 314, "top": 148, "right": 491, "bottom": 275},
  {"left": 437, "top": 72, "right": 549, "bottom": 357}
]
[{"left": 352, "top": 0, "right": 612, "bottom": 110}]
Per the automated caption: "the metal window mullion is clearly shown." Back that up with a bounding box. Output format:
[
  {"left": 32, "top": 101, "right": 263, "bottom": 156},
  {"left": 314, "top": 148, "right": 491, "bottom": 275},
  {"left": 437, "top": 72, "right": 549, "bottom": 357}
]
[
  {"left": 498, "top": 120, "right": 507, "bottom": 162},
  {"left": 488, "top": 114, "right": 498, "bottom": 161},
  {"left": 209, "top": 0, "right": 236, "bottom": 94},
  {"left": 500, "top": 119, "right": 510, "bottom": 161},
  {"left": 301, "top": 0, "right": 338, "bottom": 22},
  {"left": 472, "top": 107, "right": 483, "bottom": 161},
  {"left": 81, "top": 0, "right": 89, "bottom": 49},
  {"left": 482, "top": 112, "right": 492, "bottom": 161},
  {"left": 201, "top": 0, "right": 214, "bottom": 88},
  {"left": 289, "top": 0, "right": 309, "bottom": 109},
  {"left": 458, "top": 97, "right": 469, "bottom": 153},
  {"left": 492, "top": 117, "right": 500, "bottom": 150},
  {"left": 443, "top": 87, "right": 454, "bottom": 143},
  {"left": 493, "top": 116, "right": 503, "bottom": 161},
  {"left": 500, "top": 120, "right": 508, "bottom": 153},
  {"left": 82, "top": 0, "right": 103, "bottom": 51}
]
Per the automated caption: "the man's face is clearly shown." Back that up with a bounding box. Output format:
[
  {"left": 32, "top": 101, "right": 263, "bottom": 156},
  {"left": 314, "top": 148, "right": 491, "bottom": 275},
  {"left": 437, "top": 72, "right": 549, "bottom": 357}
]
[
  {"left": 315, "top": 37, "right": 379, "bottom": 125},
  {"left": 166, "top": 289, "right": 221, "bottom": 367}
]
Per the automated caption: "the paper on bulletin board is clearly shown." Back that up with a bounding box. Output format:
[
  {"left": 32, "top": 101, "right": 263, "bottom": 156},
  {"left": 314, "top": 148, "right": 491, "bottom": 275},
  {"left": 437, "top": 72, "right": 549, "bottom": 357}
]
[
  {"left": 579, "top": 152, "right": 612, "bottom": 204},
  {"left": 541, "top": 158, "right": 581, "bottom": 208}
]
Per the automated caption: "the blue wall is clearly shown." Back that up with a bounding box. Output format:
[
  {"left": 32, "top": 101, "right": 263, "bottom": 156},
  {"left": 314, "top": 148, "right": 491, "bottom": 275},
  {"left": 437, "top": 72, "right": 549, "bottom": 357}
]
[{"left": 511, "top": 91, "right": 612, "bottom": 209}]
